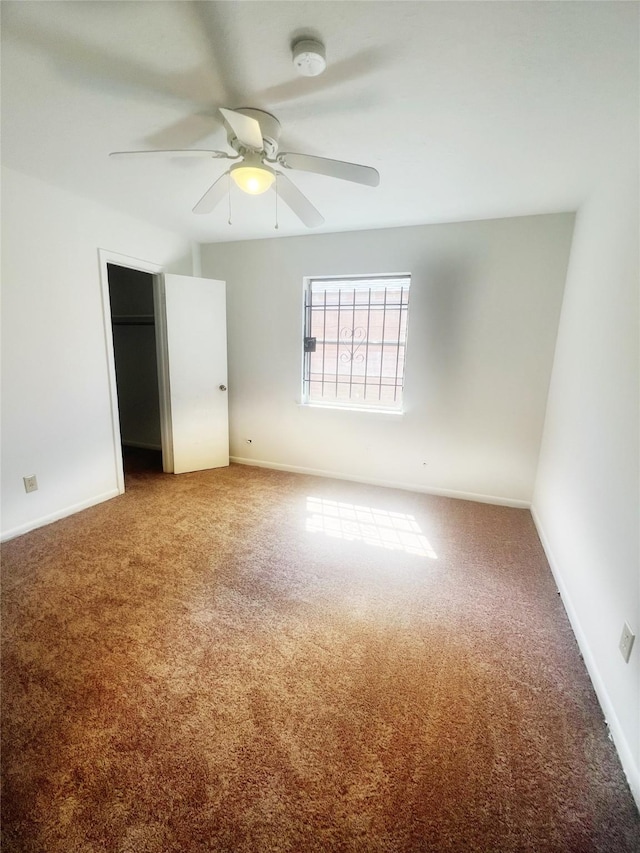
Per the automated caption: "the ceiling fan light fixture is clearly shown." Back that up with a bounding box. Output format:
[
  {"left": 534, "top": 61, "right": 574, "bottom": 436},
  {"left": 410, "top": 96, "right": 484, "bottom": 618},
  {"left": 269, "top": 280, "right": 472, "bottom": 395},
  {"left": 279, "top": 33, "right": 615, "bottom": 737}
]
[{"left": 230, "top": 161, "right": 275, "bottom": 195}]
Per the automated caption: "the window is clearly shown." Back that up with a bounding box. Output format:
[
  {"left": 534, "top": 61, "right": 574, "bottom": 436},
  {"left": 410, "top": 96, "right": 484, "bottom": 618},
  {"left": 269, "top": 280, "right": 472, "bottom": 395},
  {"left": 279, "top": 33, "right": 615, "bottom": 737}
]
[{"left": 302, "top": 274, "right": 411, "bottom": 411}]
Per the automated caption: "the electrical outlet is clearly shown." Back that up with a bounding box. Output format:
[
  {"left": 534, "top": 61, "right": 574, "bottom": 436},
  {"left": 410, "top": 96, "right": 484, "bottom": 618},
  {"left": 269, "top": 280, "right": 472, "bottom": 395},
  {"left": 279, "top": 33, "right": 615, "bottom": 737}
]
[
  {"left": 619, "top": 622, "right": 635, "bottom": 663},
  {"left": 23, "top": 475, "right": 38, "bottom": 493}
]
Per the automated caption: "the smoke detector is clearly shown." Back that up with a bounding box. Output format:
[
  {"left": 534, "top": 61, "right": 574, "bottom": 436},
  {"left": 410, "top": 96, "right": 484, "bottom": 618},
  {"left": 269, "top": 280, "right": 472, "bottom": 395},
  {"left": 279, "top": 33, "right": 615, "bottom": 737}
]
[{"left": 292, "top": 39, "right": 326, "bottom": 77}]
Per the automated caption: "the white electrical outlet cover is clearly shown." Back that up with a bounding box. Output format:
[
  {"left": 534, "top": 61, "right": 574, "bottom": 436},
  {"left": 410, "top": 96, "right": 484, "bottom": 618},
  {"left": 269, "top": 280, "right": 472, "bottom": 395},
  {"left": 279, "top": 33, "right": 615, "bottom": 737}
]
[
  {"left": 23, "top": 474, "right": 38, "bottom": 493},
  {"left": 619, "top": 622, "right": 635, "bottom": 663}
]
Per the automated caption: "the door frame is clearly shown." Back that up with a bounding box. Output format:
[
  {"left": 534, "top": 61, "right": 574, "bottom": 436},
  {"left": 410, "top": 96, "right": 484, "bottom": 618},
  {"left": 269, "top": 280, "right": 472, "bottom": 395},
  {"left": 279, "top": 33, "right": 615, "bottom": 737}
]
[{"left": 98, "top": 249, "right": 174, "bottom": 493}]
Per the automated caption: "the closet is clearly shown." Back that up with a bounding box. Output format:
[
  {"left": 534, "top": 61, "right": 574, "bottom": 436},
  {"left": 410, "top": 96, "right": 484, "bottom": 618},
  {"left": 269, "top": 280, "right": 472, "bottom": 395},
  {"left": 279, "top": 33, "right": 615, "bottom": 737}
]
[
  {"left": 103, "top": 259, "right": 230, "bottom": 480},
  {"left": 108, "top": 264, "right": 162, "bottom": 467}
]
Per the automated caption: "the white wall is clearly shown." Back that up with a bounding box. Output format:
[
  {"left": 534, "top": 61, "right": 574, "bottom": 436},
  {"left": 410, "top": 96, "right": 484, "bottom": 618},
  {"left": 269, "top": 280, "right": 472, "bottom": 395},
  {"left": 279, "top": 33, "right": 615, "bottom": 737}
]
[
  {"left": 532, "top": 169, "right": 640, "bottom": 805},
  {"left": 201, "top": 214, "right": 574, "bottom": 505},
  {"left": 1, "top": 166, "right": 192, "bottom": 540}
]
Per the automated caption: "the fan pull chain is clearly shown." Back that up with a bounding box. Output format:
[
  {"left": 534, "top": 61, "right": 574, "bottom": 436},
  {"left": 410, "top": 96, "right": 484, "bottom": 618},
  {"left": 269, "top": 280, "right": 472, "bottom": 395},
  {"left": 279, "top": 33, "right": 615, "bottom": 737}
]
[
  {"left": 227, "top": 173, "right": 232, "bottom": 225},
  {"left": 274, "top": 176, "right": 279, "bottom": 230}
]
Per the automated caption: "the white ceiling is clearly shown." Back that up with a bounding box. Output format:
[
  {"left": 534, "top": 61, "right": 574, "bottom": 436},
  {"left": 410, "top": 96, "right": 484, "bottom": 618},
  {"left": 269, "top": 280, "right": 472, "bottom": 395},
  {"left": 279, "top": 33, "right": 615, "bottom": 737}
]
[{"left": 1, "top": 1, "right": 637, "bottom": 243}]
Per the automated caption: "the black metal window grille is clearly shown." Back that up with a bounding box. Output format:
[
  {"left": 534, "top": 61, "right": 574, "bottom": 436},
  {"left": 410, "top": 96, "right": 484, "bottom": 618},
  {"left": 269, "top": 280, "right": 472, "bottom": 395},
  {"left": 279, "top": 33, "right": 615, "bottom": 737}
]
[{"left": 303, "top": 275, "right": 411, "bottom": 410}]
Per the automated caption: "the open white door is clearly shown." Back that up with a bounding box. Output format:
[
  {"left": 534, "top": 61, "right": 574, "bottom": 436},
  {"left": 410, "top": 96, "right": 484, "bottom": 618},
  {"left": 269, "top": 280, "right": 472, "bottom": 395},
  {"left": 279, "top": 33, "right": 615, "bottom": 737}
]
[{"left": 162, "top": 274, "right": 229, "bottom": 474}]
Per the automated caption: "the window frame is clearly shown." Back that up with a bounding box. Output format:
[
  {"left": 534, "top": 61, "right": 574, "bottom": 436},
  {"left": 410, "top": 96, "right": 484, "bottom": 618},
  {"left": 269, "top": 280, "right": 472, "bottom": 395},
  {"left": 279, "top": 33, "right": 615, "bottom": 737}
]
[{"left": 301, "top": 273, "right": 411, "bottom": 413}]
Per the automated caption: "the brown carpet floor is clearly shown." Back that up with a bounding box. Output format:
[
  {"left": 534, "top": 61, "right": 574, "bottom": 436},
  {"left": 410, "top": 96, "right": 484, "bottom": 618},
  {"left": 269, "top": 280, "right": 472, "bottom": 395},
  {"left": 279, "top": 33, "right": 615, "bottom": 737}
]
[{"left": 2, "top": 452, "right": 638, "bottom": 852}]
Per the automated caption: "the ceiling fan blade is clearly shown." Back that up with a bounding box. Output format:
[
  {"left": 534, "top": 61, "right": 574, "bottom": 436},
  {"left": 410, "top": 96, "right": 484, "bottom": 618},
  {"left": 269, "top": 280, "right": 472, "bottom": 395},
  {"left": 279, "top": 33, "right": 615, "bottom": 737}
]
[
  {"left": 273, "top": 173, "right": 324, "bottom": 228},
  {"left": 193, "top": 172, "right": 229, "bottom": 214},
  {"left": 3, "top": 8, "right": 217, "bottom": 108},
  {"left": 144, "top": 112, "right": 221, "bottom": 149},
  {"left": 110, "top": 149, "right": 230, "bottom": 159},
  {"left": 278, "top": 153, "right": 380, "bottom": 187},
  {"left": 219, "top": 108, "right": 264, "bottom": 151},
  {"left": 254, "top": 47, "right": 393, "bottom": 107}
]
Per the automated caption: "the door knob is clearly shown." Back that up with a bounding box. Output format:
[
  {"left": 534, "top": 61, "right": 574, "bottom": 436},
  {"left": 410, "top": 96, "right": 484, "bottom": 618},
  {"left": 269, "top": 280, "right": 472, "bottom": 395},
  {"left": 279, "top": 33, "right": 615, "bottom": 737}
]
[{"left": 219, "top": 384, "right": 227, "bottom": 391}]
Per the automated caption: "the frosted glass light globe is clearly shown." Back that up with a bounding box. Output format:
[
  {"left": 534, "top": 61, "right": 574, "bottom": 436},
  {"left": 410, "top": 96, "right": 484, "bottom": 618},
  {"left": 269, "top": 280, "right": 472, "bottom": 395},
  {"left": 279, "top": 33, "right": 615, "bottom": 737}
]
[{"left": 230, "top": 163, "right": 275, "bottom": 195}]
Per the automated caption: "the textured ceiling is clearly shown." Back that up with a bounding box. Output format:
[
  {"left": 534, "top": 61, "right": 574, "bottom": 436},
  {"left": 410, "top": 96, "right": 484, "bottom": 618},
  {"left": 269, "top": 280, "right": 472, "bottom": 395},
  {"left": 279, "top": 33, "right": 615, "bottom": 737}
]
[{"left": 1, "top": 1, "right": 637, "bottom": 242}]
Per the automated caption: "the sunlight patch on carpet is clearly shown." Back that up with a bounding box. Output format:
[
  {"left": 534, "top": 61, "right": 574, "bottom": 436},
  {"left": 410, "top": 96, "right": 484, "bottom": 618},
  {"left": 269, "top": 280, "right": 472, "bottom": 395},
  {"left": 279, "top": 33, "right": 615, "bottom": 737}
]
[{"left": 305, "top": 497, "right": 437, "bottom": 558}]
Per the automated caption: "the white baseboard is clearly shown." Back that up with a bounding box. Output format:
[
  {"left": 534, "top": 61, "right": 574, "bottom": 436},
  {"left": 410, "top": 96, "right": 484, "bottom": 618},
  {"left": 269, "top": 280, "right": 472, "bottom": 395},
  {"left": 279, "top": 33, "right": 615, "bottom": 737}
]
[
  {"left": 230, "top": 456, "right": 530, "bottom": 508},
  {"left": 1, "top": 489, "right": 121, "bottom": 543},
  {"left": 531, "top": 507, "right": 640, "bottom": 811}
]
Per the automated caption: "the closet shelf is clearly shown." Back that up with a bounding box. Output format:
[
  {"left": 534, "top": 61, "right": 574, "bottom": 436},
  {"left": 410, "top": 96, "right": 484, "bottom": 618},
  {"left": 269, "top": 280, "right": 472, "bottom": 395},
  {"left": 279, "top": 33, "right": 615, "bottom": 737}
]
[{"left": 112, "top": 315, "right": 155, "bottom": 326}]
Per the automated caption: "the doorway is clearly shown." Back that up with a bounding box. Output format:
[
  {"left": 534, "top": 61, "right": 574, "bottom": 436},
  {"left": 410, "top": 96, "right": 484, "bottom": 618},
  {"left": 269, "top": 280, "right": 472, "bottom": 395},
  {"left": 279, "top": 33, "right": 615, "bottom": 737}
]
[
  {"left": 107, "top": 263, "right": 164, "bottom": 478},
  {"left": 99, "top": 249, "right": 229, "bottom": 493}
]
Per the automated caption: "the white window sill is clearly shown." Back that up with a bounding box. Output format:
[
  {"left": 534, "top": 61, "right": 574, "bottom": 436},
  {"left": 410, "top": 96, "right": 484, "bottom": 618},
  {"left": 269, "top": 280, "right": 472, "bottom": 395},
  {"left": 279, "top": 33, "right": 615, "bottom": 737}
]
[{"left": 298, "top": 402, "right": 404, "bottom": 416}]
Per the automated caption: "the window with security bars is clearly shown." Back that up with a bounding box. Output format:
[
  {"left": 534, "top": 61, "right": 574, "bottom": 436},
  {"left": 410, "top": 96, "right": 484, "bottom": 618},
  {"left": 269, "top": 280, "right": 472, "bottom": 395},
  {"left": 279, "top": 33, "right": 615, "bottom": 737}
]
[{"left": 302, "top": 275, "right": 411, "bottom": 410}]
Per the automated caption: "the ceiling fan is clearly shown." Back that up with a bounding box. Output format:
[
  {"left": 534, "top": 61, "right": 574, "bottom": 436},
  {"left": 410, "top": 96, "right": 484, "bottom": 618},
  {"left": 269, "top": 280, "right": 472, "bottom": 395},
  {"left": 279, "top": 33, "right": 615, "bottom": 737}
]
[{"left": 110, "top": 106, "right": 380, "bottom": 228}]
